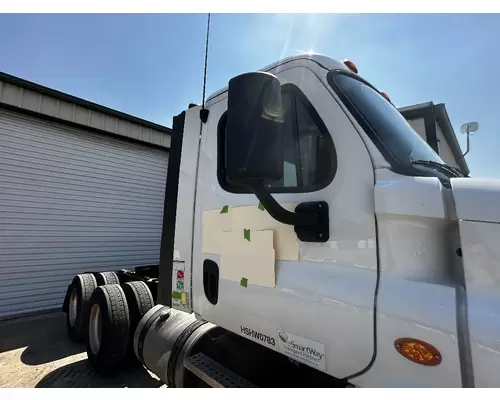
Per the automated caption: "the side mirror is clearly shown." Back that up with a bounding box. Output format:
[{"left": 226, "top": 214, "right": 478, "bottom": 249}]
[
  {"left": 226, "top": 72, "right": 284, "bottom": 185},
  {"left": 225, "top": 72, "right": 329, "bottom": 243}
]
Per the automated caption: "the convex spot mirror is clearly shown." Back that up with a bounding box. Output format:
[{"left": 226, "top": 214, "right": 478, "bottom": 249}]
[{"left": 225, "top": 71, "right": 284, "bottom": 186}]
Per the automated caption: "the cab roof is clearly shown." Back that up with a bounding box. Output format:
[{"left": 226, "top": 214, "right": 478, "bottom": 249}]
[{"left": 205, "top": 53, "right": 349, "bottom": 104}]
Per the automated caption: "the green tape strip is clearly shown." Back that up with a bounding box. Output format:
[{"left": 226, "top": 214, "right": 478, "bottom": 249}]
[
  {"left": 220, "top": 205, "right": 229, "bottom": 214},
  {"left": 172, "top": 291, "right": 182, "bottom": 299},
  {"left": 258, "top": 202, "right": 265, "bottom": 211},
  {"left": 244, "top": 229, "right": 250, "bottom": 242},
  {"left": 240, "top": 277, "right": 248, "bottom": 287}
]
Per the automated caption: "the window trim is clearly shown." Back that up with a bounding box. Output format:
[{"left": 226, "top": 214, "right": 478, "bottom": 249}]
[{"left": 217, "top": 83, "right": 338, "bottom": 194}]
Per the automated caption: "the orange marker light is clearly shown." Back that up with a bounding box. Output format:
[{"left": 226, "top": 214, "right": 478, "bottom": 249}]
[
  {"left": 394, "top": 338, "right": 442, "bottom": 366},
  {"left": 381, "top": 92, "right": 391, "bottom": 103},
  {"left": 343, "top": 60, "right": 358, "bottom": 74}
]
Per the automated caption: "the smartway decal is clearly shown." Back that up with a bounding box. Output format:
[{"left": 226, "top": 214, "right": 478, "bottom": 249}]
[{"left": 277, "top": 330, "right": 326, "bottom": 371}]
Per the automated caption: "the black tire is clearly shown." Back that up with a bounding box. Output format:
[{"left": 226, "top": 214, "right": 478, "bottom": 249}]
[
  {"left": 122, "top": 281, "right": 154, "bottom": 358},
  {"left": 85, "top": 284, "right": 130, "bottom": 376},
  {"left": 95, "top": 271, "right": 120, "bottom": 286},
  {"left": 66, "top": 274, "right": 98, "bottom": 343}
]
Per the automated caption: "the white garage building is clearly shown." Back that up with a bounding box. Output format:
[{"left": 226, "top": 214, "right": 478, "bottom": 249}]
[{"left": 0, "top": 72, "right": 171, "bottom": 320}]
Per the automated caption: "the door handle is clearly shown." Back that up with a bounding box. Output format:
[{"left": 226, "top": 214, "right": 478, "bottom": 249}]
[{"left": 203, "top": 259, "right": 219, "bottom": 305}]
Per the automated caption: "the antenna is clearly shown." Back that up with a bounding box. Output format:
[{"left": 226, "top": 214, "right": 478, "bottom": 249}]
[
  {"left": 460, "top": 121, "right": 479, "bottom": 158},
  {"left": 199, "top": 13, "right": 211, "bottom": 123}
]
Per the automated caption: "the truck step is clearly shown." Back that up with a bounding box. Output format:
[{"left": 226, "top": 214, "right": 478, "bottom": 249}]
[{"left": 184, "top": 352, "right": 258, "bottom": 388}]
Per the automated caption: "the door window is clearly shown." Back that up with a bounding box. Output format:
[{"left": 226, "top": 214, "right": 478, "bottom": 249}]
[{"left": 218, "top": 84, "right": 337, "bottom": 193}]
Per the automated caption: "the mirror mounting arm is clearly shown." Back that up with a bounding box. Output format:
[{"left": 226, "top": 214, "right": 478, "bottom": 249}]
[
  {"left": 251, "top": 183, "right": 317, "bottom": 226},
  {"left": 250, "top": 182, "right": 329, "bottom": 243}
]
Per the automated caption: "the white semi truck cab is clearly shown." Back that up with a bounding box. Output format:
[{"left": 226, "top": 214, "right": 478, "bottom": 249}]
[{"left": 65, "top": 54, "right": 500, "bottom": 388}]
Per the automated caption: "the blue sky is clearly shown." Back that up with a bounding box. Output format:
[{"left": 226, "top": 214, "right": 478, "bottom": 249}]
[{"left": 0, "top": 13, "right": 498, "bottom": 178}]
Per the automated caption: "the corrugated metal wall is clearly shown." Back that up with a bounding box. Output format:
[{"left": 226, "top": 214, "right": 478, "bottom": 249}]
[
  {"left": 407, "top": 117, "right": 427, "bottom": 141},
  {"left": 0, "top": 109, "right": 169, "bottom": 320},
  {"left": 0, "top": 78, "right": 171, "bottom": 149}
]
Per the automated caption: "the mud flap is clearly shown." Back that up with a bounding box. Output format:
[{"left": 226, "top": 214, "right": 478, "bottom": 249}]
[{"left": 62, "top": 284, "right": 71, "bottom": 313}]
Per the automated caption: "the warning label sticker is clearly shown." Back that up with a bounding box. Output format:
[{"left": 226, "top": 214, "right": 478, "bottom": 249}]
[{"left": 277, "top": 330, "right": 326, "bottom": 371}]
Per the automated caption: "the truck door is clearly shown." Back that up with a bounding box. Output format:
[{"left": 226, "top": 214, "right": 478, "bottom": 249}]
[{"left": 191, "top": 64, "right": 378, "bottom": 379}]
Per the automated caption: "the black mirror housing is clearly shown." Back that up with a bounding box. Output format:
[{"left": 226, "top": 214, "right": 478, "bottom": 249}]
[
  {"left": 225, "top": 71, "right": 284, "bottom": 185},
  {"left": 223, "top": 71, "right": 330, "bottom": 243}
]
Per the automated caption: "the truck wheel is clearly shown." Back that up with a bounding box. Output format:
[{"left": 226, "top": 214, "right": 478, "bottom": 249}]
[
  {"left": 122, "top": 281, "right": 154, "bottom": 359},
  {"left": 95, "top": 271, "right": 120, "bottom": 286},
  {"left": 85, "top": 284, "right": 130, "bottom": 376},
  {"left": 66, "top": 274, "right": 97, "bottom": 343}
]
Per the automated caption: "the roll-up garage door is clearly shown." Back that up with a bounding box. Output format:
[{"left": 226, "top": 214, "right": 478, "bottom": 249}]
[{"left": 0, "top": 109, "right": 169, "bottom": 319}]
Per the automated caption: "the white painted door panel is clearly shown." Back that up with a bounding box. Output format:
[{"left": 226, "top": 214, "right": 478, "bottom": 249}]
[{"left": 191, "top": 66, "right": 378, "bottom": 378}]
